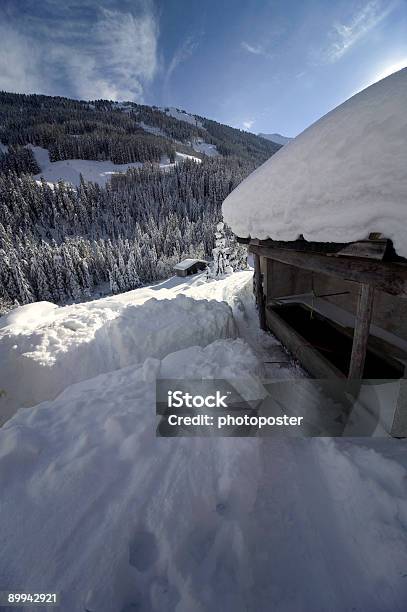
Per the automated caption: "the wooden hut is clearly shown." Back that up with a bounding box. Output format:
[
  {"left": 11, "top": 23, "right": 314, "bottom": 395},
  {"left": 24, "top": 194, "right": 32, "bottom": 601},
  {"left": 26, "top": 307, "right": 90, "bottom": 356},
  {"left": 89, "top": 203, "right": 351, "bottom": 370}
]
[
  {"left": 174, "top": 258, "right": 208, "bottom": 277},
  {"left": 222, "top": 69, "right": 407, "bottom": 436}
]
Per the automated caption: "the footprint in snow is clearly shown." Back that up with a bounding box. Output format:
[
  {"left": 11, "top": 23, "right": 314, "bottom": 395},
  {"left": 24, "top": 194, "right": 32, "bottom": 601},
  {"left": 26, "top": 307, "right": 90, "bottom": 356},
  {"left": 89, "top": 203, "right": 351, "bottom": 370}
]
[{"left": 129, "top": 530, "right": 158, "bottom": 571}]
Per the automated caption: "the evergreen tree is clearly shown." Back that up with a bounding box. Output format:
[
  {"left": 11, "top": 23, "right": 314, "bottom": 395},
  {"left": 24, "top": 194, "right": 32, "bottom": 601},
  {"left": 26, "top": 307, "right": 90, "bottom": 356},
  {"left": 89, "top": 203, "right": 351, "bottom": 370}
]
[
  {"left": 210, "top": 221, "right": 247, "bottom": 277},
  {"left": 211, "top": 222, "right": 229, "bottom": 277},
  {"left": 0, "top": 91, "right": 275, "bottom": 311}
]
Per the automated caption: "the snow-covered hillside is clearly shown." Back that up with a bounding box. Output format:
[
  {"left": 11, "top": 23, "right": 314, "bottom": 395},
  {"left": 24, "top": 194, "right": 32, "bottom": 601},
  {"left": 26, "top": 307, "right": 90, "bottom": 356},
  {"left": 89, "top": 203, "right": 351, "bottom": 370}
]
[
  {"left": 1, "top": 272, "right": 407, "bottom": 611},
  {"left": 258, "top": 133, "right": 292, "bottom": 145},
  {"left": 28, "top": 146, "right": 201, "bottom": 187},
  {"left": 28, "top": 145, "right": 142, "bottom": 187},
  {"left": 162, "top": 106, "right": 203, "bottom": 128},
  {"left": 191, "top": 138, "right": 219, "bottom": 157}
]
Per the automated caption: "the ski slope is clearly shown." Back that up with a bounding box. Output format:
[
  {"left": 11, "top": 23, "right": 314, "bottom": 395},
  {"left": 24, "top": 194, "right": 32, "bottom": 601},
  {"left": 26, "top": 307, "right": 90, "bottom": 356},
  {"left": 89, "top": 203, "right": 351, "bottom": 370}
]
[
  {"left": 28, "top": 146, "right": 201, "bottom": 187},
  {"left": 1, "top": 273, "right": 407, "bottom": 611},
  {"left": 28, "top": 146, "right": 143, "bottom": 187}
]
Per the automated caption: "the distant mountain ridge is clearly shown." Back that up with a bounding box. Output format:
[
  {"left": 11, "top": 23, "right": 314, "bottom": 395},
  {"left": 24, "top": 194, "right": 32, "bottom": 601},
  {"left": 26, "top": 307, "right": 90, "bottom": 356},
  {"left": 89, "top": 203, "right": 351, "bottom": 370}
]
[
  {"left": 0, "top": 92, "right": 281, "bottom": 173},
  {"left": 258, "top": 132, "right": 292, "bottom": 146}
]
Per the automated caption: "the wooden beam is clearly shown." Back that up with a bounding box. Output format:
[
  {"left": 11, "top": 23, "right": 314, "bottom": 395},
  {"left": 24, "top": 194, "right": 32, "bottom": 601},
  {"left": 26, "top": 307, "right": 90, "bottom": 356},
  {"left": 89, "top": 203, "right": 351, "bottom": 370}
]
[
  {"left": 334, "top": 239, "right": 388, "bottom": 260},
  {"left": 348, "top": 284, "right": 375, "bottom": 379},
  {"left": 249, "top": 244, "right": 407, "bottom": 297},
  {"left": 253, "top": 253, "right": 266, "bottom": 331}
]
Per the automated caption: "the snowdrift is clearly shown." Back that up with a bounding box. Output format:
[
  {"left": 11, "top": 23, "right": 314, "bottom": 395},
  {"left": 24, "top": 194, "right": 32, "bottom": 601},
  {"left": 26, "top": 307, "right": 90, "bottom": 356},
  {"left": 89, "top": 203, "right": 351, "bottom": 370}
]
[
  {"left": 0, "top": 292, "right": 236, "bottom": 424},
  {"left": 223, "top": 68, "right": 407, "bottom": 256}
]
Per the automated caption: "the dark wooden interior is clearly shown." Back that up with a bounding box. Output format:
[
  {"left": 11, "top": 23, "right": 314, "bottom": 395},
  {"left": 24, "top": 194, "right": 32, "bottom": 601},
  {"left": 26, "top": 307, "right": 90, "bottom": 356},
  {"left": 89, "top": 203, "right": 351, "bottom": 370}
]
[{"left": 246, "top": 236, "right": 407, "bottom": 436}]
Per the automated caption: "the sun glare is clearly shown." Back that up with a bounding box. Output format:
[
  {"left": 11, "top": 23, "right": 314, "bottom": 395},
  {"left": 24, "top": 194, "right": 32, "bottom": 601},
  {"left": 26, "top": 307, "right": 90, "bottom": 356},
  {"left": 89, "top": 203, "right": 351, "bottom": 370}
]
[{"left": 374, "top": 58, "right": 407, "bottom": 82}]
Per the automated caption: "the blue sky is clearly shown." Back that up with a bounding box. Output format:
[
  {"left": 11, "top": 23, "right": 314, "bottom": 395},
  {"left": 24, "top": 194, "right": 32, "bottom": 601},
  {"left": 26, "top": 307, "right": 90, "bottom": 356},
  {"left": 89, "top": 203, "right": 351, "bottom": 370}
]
[{"left": 0, "top": 0, "right": 406, "bottom": 135}]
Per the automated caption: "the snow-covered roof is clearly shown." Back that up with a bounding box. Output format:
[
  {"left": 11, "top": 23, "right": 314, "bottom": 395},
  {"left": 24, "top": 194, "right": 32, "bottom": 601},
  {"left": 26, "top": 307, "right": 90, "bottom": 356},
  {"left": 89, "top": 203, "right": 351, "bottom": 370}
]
[
  {"left": 223, "top": 69, "right": 407, "bottom": 257},
  {"left": 173, "top": 258, "right": 207, "bottom": 270}
]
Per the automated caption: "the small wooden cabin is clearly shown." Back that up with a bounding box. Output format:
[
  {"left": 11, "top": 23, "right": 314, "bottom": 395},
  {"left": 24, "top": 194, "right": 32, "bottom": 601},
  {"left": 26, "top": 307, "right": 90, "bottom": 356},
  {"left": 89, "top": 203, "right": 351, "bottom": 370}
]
[
  {"left": 174, "top": 259, "right": 208, "bottom": 277},
  {"left": 222, "top": 69, "right": 407, "bottom": 437}
]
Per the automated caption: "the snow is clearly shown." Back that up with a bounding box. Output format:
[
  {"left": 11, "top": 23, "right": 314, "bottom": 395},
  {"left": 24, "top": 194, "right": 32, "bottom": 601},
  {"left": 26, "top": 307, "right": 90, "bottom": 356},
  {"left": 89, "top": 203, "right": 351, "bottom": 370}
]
[
  {"left": 191, "top": 138, "right": 219, "bottom": 157},
  {"left": 0, "top": 301, "right": 58, "bottom": 330},
  {"left": 0, "top": 284, "right": 236, "bottom": 425},
  {"left": 28, "top": 145, "right": 143, "bottom": 187},
  {"left": 137, "top": 122, "right": 215, "bottom": 158},
  {"left": 137, "top": 121, "right": 167, "bottom": 138},
  {"left": 258, "top": 133, "right": 292, "bottom": 145},
  {"left": 1, "top": 272, "right": 407, "bottom": 611},
  {"left": 174, "top": 151, "right": 202, "bottom": 163},
  {"left": 162, "top": 106, "right": 203, "bottom": 128},
  {"left": 0, "top": 270, "right": 298, "bottom": 424},
  {"left": 115, "top": 102, "right": 135, "bottom": 113},
  {"left": 157, "top": 152, "right": 202, "bottom": 173},
  {"left": 223, "top": 68, "right": 407, "bottom": 257},
  {"left": 27, "top": 145, "right": 201, "bottom": 186},
  {"left": 173, "top": 258, "right": 207, "bottom": 270}
]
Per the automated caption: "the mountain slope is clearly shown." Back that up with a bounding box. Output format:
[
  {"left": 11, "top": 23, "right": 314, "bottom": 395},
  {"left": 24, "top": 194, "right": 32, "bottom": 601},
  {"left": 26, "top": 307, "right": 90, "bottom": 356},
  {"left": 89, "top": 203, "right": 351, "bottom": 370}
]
[
  {"left": 0, "top": 92, "right": 282, "bottom": 312},
  {"left": 258, "top": 132, "right": 292, "bottom": 146},
  {"left": 0, "top": 92, "right": 281, "bottom": 173}
]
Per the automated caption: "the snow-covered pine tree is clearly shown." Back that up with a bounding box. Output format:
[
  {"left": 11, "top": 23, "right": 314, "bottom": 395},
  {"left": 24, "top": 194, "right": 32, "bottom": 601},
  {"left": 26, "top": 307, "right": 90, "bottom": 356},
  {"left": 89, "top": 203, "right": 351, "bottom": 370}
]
[
  {"left": 211, "top": 221, "right": 229, "bottom": 277},
  {"left": 210, "top": 221, "right": 247, "bottom": 277},
  {"left": 126, "top": 251, "right": 142, "bottom": 290},
  {"left": 108, "top": 265, "right": 121, "bottom": 294},
  {"left": 8, "top": 251, "right": 34, "bottom": 304},
  {"left": 227, "top": 236, "right": 248, "bottom": 272},
  {"left": 30, "top": 256, "right": 53, "bottom": 302}
]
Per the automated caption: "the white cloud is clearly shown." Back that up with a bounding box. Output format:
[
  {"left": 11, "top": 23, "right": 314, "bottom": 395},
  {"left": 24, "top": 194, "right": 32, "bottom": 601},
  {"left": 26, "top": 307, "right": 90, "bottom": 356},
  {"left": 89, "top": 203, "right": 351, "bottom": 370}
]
[
  {"left": 241, "top": 41, "right": 273, "bottom": 59},
  {"left": 0, "top": 26, "right": 46, "bottom": 95},
  {"left": 0, "top": 3, "right": 159, "bottom": 102},
  {"left": 241, "top": 41, "right": 263, "bottom": 55},
  {"left": 95, "top": 8, "right": 158, "bottom": 98},
  {"left": 323, "top": 0, "right": 396, "bottom": 63},
  {"left": 242, "top": 120, "right": 254, "bottom": 130},
  {"left": 163, "top": 34, "right": 201, "bottom": 96},
  {"left": 166, "top": 36, "right": 199, "bottom": 81}
]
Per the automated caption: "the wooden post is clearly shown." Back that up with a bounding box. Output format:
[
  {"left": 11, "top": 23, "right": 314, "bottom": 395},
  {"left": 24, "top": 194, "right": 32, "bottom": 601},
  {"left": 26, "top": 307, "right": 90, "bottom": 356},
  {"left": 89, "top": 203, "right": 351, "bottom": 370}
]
[
  {"left": 348, "top": 283, "right": 375, "bottom": 379},
  {"left": 253, "top": 253, "right": 266, "bottom": 331}
]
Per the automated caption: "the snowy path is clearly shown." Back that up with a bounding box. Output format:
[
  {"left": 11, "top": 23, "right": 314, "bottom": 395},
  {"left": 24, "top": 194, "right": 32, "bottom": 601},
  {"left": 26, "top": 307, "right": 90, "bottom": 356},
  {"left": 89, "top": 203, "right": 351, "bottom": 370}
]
[{"left": 252, "top": 439, "right": 407, "bottom": 611}]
